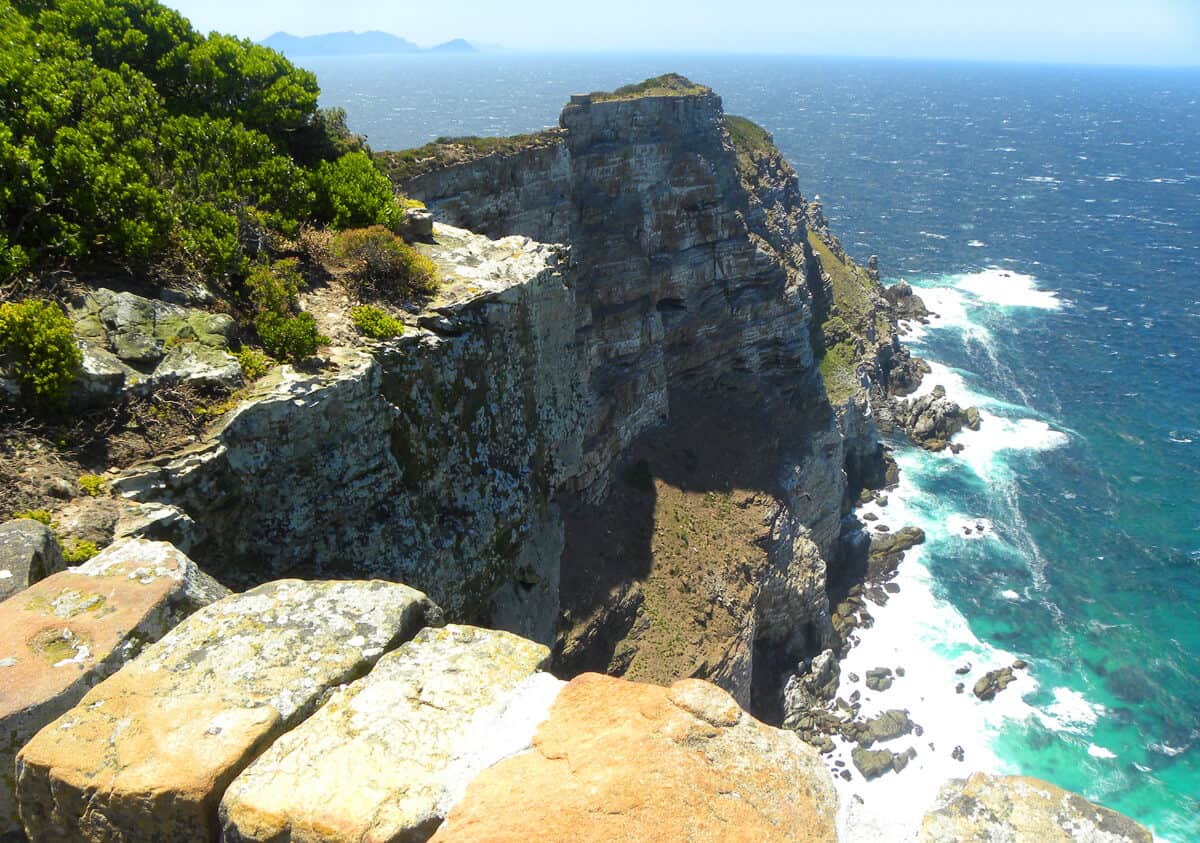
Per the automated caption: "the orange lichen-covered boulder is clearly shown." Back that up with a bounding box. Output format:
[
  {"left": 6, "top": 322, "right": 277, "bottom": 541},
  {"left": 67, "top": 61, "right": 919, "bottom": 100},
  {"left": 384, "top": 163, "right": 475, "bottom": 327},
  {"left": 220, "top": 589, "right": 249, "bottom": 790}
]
[{"left": 431, "top": 672, "right": 838, "bottom": 843}]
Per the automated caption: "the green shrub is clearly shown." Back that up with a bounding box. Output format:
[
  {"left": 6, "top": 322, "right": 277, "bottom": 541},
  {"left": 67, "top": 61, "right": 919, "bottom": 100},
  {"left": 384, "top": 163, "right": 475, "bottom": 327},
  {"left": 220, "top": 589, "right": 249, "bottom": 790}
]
[
  {"left": 62, "top": 539, "right": 100, "bottom": 564},
  {"left": 0, "top": 299, "right": 82, "bottom": 404},
  {"left": 78, "top": 474, "right": 107, "bottom": 497},
  {"left": 14, "top": 509, "right": 53, "bottom": 526},
  {"left": 310, "top": 151, "right": 401, "bottom": 230},
  {"left": 234, "top": 347, "right": 272, "bottom": 380},
  {"left": 332, "top": 226, "right": 438, "bottom": 296},
  {"left": 244, "top": 257, "right": 304, "bottom": 315},
  {"left": 350, "top": 305, "right": 405, "bottom": 339},
  {"left": 255, "top": 311, "right": 327, "bottom": 363}
]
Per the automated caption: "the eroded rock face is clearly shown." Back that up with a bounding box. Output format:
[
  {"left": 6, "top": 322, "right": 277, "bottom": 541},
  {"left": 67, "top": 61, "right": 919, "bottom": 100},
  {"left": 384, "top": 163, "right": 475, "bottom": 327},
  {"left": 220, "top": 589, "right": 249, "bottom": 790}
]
[
  {"left": 0, "top": 518, "right": 64, "bottom": 603},
  {"left": 431, "top": 673, "right": 838, "bottom": 843},
  {"left": 67, "top": 288, "right": 242, "bottom": 402},
  {"left": 919, "top": 773, "right": 1152, "bottom": 842},
  {"left": 0, "top": 538, "right": 225, "bottom": 836},
  {"left": 220, "top": 624, "right": 555, "bottom": 843},
  {"left": 15, "top": 579, "right": 436, "bottom": 842}
]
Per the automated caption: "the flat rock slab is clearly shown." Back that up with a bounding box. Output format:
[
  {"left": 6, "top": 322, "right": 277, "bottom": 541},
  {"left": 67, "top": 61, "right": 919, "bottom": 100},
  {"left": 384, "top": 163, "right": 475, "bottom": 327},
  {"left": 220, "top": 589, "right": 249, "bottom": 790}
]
[
  {"left": 431, "top": 672, "right": 838, "bottom": 843},
  {"left": 15, "top": 578, "right": 436, "bottom": 843},
  {"left": 0, "top": 538, "right": 225, "bottom": 836},
  {"left": 221, "top": 624, "right": 555, "bottom": 843},
  {"left": 919, "top": 773, "right": 1152, "bottom": 842},
  {"left": 0, "top": 518, "right": 64, "bottom": 603}
]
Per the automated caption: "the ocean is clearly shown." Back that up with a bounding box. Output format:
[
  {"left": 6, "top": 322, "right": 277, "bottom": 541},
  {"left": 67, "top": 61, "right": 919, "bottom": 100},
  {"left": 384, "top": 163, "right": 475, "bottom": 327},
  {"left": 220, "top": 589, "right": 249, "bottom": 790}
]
[{"left": 306, "top": 53, "right": 1200, "bottom": 840}]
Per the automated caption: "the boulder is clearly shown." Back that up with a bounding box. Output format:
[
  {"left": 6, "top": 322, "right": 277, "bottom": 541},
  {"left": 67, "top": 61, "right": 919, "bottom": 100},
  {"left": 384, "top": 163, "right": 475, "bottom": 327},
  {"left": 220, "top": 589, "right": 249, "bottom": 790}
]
[
  {"left": 0, "top": 519, "right": 64, "bottom": 603},
  {"left": 782, "top": 648, "right": 840, "bottom": 729},
  {"left": 859, "top": 709, "right": 914, "bottom": 747},
  {"left": 918, "top": 773, "right": 1152, "bottom": 842},
  {"left": 0, "top": 539, "right": 226, "bottom": 836},
  {"left": 15, "top": 579, "right": 437, "bottom": 842},
  {"left": 865, "top": 667, "right": 894, "bottom": 692},
  {"left": 851, "top": 746, "right": 897, "bottom": 780},
  {"left": 152, "top": 342, "right": 242, "bottom": 390},
  {"left": 893, "top": 385, "right": 979, "bottom": 451},
  {"left": 430, "top": 673, "right": 838, "bottom": 842},
  {"left": 973, "top": 666, "right": 1018, "bottom": 701},
  {"left": 220, "top": 625, "right": 555, "bottom": 843}
]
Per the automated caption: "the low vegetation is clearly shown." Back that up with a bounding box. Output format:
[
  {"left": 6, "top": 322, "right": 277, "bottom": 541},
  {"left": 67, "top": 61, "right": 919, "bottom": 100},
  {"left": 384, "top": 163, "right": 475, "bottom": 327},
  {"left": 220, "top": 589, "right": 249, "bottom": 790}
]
[
  {"left": 375, "top": 130, "right": 562, "bottom": 184},
  {"left": 332, "top": 226, "right": 438, "bottom": 297},
  {"left": 243, "top": 259, "right": 328, "bottom": 362},
  {"left": 0, "top": 299, "right": 83, "bottom": 406},
  {"left": 350, "top": 305, "right": 405, "bottom": 339},
  {"left": 77, "top": 474, "right": 107, "bottom": 497},
  {"left": 724, "top": 115, "right": 778, "bottom": 178},
  {"left": 591, "top": 73, "right": 711, "bottom": 102}
]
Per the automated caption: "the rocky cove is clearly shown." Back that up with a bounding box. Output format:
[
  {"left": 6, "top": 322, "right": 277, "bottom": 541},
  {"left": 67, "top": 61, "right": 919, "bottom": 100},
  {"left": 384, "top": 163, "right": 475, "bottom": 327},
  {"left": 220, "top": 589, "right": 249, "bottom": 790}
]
[{"left": 0, "top": 77, "right": 1152, "bottom": 841}]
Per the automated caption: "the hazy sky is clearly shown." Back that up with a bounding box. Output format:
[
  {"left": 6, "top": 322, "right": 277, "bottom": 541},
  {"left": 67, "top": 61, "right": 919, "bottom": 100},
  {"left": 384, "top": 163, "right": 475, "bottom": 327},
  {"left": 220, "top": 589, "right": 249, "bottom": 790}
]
[{"left": 165, "top": 0, "right": 1200, "bottom": 66}]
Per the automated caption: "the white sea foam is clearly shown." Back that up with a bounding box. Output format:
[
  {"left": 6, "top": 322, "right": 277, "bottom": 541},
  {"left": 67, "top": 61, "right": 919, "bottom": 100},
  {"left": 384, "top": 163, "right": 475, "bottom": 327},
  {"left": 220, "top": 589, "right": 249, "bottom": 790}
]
[
  {"left": 1088, "top": 744, "right": 1118, "bottom": 760},
  {"left": 954, "top": 268, "right": 1063, "bottom": 310},
  {"left": 1001, "top": 589, "right": 1021, "bottom": 600},
  {"left": 1039, "top": 687, "right": 1104, "bottom": 733},
  {"left": 954, "top": 411, "right": 1070, "bottom": 482},
  {"left": 832, "top": 457, "right": 1037, "bottom": 841}
]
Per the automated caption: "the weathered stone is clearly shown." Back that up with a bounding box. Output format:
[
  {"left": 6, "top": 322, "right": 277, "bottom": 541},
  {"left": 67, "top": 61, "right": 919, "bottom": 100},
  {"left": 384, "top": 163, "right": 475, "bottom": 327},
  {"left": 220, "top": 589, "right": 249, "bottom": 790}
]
[
  {"left": 431, "top": 673, "right": 838, "bottom": 842},
  {"left": 919, "top": 773, "right": 1152, "bottom": 842},
  {"left": 220, "top": 624, "right": 554, "bottom": 843},
  {"left": 399, "top": 207, "right": 435, "bottom": 242},
  {"left": 973, "top": 666, "right": 1018, "bottom": 701},
  {"left": 852, "top": 746, "right": 898, "bottom": 780},
  {"left": 15, "top": 579, "right": 436, "bottom": 842},
  {"left": 0, "top": 539, "right": 225, "bottom": 836},
  {"left": 859, "top": 709, "right": 914, "bottom": 747},
  {"left": 865, "top": 666, "right": 894, "bottom": 692},
  {"left": 783, "top": 648, "right": 840, "bottom": 729},
  {"left": 152, "top": 342, "right": 242, "bottom": 390},
  {"left": 0, "top": 519, "right": 64, "bottom": 603},
  {"left": 69, "top": 289, "right": 235, "bottom": 367}
]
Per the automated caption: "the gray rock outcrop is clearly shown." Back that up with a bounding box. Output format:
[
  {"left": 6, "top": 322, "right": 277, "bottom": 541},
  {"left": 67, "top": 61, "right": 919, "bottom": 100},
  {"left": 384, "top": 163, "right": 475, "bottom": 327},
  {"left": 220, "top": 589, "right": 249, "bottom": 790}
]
[{"left": 0, "top": 519, "right": 64, "bottom": 603}]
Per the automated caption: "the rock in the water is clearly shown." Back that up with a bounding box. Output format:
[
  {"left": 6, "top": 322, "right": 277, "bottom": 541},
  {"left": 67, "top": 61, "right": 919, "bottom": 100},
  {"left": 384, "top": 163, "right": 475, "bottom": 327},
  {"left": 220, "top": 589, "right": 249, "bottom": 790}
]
[
  {"left": 851, "top": 746, "right": 898, "bottom": 781},
  {"left": 220, "top": 624, "right": 555, "bottom": 843},
  {"left": 860, "top": 709, "right": 914, "bottom": 747},
  {"left": 15, "top": 579, "right": 436, "bottom": 842},
  {"left": 0, "top": 519, "right": 64, "bottom": 603},
  {"left": 0, "top": 539, "right": 225, "bottom": 836},
  {"left": 783, "top": 648, "right": 840, "bottom": 729},
  {"left": 865, "top": 667, "right": 894, "bottom": 692},
  {"left": 892, "top": 385, "right": 978, "bottom": 451},
  {"left": 973, "top": 666, "right": 1017, "bottom": 701},
  {"left": 430, "top": 673, "right": 838, "bottom": 842},
  {"left": 918, "top": 772, "right": 1152, "bottom": 842}
]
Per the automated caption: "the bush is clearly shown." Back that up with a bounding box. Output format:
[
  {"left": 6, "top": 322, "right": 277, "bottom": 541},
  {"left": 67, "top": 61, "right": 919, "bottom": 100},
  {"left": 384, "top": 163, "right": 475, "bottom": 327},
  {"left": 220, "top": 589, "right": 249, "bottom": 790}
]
[
  {"left": 332, "top": 226, "right": 438, "bottom": 297},
  {"left": 255, "top": 311, "right": 327, "bottom": 363},
  {"left": 14, "top": 509, "right": 53, "bottom": 526},
  {"left": 244, "top": 257, "right": 304, "bottom": 315},
  {"left": 0, "top": 299, "right": 82, "bottom": 404},
  {"left": 234, "top": 347, "right": 272, "bottom": 380},
  {"left": 62, "top": 539, "right": 99, "bottom": 564},
  {"left": 78, "top": 474, "right": 107, "bottom": 497},
  {"left": 350, "top": 305, "right": 405, "bottom": 339},
  {"left": 310, "top": 151, "right": 401, "bottom": 230}
]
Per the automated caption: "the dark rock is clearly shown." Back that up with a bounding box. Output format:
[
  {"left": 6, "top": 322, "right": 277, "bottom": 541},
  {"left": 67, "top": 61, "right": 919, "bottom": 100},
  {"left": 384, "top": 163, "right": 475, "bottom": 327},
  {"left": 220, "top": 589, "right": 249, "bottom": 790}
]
[
  {"left": 955, "top": 683, "right": 965, "bottom": 694},
  {"left": 0, "top": 519, "right": 65, "bottom": 603},
  {"left": 859, "top": 709, "right": 913, "bottom": 747},
  {"left": 951, "top": 745, "right": 965, "bottom": 762},
  {"left": 895, "top": 667, "right": 906, "bottom": 677},
  {"left": 851, "top": 746, "right": 897, "bottom": 781},
  {"left": 1012, "top": 659, "right": 1028, "bottom": 670},
  {"left": 973, "top": 666, "right": 1017, "bottom": 701},
  {"left": 865, "top": 667, "right": 894, "bottom": 693},
  {"left": 955, "top": 663, "right": 971, "bottom": 675}
]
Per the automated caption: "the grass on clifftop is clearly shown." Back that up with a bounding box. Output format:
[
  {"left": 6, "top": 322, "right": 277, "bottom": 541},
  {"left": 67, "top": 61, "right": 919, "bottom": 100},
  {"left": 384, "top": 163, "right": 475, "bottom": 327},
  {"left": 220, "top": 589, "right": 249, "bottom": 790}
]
[
  {"left": 724, "top": 115, "right": 779, "bottom": 179},
  {"left": 376, "top": 130, "right": 563, "bottom": 184},
  {"left": 591, "top": 73, "right": 711, "bottom": 102}
]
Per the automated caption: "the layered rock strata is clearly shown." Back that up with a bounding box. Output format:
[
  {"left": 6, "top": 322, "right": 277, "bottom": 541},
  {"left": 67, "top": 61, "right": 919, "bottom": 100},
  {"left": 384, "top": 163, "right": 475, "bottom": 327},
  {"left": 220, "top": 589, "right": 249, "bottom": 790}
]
[
  {"left": 15, "top": 579, "right": 436, "bottom": 842},
  {"left": 0, "top": 538, "right": 225, "bottom": 836}
]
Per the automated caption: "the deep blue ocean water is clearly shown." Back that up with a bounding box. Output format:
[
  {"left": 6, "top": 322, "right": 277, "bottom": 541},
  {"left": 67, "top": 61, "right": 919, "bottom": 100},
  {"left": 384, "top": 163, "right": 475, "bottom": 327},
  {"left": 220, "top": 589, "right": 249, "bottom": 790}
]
[{"left": 307, "top": 53, "right": 1200, "bottom": 839}]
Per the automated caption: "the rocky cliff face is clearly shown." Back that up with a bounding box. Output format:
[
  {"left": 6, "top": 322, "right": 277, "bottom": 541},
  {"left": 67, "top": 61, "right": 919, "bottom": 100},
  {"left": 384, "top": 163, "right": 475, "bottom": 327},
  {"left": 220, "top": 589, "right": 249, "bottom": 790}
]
[{"left": 106, "top": 81, "right": 904, "bottom": 719}]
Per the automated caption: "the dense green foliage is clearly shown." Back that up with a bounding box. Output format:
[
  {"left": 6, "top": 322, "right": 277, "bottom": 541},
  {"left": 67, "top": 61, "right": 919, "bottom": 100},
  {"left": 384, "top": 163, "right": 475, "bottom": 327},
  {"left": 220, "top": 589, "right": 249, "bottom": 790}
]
[
  {"left": 78, "top": 473, "right": 107, "bottom": 496},
  {"left": 310, "top": 151, "right": 401, "bottom": 230},
  {"left": 234, "top": 346, "right": 272, "bottom": 380},
  {"left": 0, "top": 0, "right": 390, "bottom": 280},
  {"left": 0, "top": 298, "right": 82, "bottom": 403},
  {"left": 332, "top": 226, "right": 439, "bottom": 296},
  {"left": 243, "top": 258, "right": 327, "bottom": 361},
  {"left": 62, "top": 538, "right": 100, "bottom": 563},
  {"left": 349, "top": 305, "right": 405, "bottom": 339}
]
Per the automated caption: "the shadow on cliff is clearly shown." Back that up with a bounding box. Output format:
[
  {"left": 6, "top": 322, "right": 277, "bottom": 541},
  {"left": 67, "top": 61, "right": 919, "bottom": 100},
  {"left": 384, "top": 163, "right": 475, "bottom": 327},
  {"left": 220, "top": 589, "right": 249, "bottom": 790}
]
[{"left": 554, "top": 384, "right": 835, "bottom": 703}]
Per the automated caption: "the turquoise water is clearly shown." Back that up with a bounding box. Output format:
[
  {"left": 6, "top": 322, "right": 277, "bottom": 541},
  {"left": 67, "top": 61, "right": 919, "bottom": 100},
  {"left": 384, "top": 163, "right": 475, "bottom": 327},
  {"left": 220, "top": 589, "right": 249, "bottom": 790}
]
[{"left": 307, "top": 54, "right": 1200, "bottom": 838}]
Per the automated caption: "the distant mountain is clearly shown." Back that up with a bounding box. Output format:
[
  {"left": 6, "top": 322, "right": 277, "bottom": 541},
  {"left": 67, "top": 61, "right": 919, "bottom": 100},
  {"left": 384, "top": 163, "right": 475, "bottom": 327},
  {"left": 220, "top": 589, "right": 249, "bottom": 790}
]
[
  {"left": 262, "top": 31, "right": 478, "bottom": 57},
  {"left": 429, "top": 39, "right": 477, "bottom": 54},
  {"left": 261, "top": 31, "right": 420, "bottom": 57}
]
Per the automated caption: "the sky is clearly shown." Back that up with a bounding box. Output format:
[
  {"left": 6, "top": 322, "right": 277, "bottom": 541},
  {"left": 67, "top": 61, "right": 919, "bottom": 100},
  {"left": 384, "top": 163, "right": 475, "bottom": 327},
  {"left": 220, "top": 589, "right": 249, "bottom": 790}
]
[{"left": 164, "top": 0, "right": 1200, "bottom": 66}]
